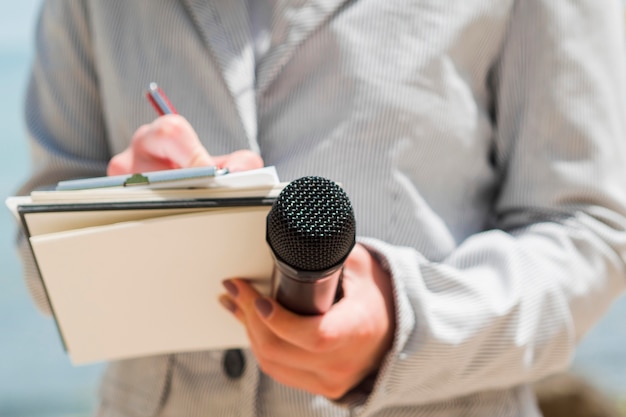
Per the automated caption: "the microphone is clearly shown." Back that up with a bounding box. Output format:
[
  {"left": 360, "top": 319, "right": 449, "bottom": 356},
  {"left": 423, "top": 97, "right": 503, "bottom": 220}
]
[{"left": 266, "top": 176, "right": 356, "bottom": 315}]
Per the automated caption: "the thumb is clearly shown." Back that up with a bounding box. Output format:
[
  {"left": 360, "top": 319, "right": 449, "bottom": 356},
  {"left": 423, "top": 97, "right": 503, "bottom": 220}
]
[{"left": 185, "top": 144, "right": 214, "bottom": 168}]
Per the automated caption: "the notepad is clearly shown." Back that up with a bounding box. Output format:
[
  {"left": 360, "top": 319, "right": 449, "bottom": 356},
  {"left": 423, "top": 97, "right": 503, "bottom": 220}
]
[{"left": 6, "top": 166, "right": 285, "bottom": 365}]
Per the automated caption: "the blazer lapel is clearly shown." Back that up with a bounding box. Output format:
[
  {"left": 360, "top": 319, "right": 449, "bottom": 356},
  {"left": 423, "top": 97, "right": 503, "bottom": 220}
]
[
  {"left": 256, "top": 0, "right": 352, "bottom": 94},
  {"left": 182, "top": 0, "right": 259, "bottom": 152}
]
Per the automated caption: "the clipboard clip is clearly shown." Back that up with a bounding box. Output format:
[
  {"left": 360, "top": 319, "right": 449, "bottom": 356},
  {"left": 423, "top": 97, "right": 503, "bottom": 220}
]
[{"left": 124, "top": 173, "right": 150, "bottom": 187}]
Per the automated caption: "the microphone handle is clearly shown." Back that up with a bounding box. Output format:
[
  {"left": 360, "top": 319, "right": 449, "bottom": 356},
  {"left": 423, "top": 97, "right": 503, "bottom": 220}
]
[{"left": 272, "top": 262, "right": 343, "bottom": 315}]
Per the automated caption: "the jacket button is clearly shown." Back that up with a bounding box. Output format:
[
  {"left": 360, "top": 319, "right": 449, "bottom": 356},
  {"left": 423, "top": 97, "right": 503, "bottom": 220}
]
[{"left": 223, "top": 349, "right": 245, "bottom": 379}]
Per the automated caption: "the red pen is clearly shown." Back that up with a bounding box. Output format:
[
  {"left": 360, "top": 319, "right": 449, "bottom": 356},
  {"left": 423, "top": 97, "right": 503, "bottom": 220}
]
[{"left": 146, "top": 82, "right": 178, "bottom": 116}]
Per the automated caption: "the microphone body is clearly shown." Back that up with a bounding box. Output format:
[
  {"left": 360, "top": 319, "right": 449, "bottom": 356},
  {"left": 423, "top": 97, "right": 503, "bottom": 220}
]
[
  {"left": 271, "top": 257, "right": 344, "bottom": 315},
  {"left": 266, "top": 176, "right": 356, "bottom": 315}
]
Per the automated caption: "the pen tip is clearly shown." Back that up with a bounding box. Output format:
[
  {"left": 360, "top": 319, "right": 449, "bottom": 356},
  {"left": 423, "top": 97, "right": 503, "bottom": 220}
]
[{"left": 149, "top": 82, "right": 158, "bottom": 91}]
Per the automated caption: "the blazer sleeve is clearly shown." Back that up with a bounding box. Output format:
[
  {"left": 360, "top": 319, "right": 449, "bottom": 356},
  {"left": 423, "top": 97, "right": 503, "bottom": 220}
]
[
  {"left": 16, "top": 0, "right": 110, "bottom": 314},
  {"left": 350, "top": 0, "right": 626, "bottom": 413}
]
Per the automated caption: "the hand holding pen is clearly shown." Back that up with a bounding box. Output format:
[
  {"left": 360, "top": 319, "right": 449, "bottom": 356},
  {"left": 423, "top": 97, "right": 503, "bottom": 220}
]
[
  {"left": 107, "top": 82, "right": 264, "bottom": 176},
  {"left": 107, "top": 82, "right": 214, "bottom": 175}
]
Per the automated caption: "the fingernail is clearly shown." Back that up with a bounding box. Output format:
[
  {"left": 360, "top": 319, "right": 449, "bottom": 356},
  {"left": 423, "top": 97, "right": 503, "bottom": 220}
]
[
  {"left": 255, "top": 298, "right": 274, "bottom": 318},
  {"left": 222, "top": 280, "right": 239, "bottom": 298},
  {"left": 219, "top": 296, "right": 237, "bottom": 314}
]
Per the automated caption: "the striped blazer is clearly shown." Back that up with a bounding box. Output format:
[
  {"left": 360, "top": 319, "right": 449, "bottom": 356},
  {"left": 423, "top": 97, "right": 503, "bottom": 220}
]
[{"left": 18, "top": 0, "right": 626, "bottom": 416}]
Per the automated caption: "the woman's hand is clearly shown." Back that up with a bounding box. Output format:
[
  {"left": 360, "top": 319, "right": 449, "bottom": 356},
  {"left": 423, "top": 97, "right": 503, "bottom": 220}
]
[
  {"left": 108, "top": 114, "right": 263, "bottom": 175},
  {"left": 219, "top": 244, "right": 396, "bottom": 399}
]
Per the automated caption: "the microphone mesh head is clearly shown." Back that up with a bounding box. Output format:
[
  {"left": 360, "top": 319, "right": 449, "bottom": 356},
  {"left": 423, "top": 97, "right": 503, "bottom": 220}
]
[{"left": 267, "top": 176, "right": 356, "bottom": 272}]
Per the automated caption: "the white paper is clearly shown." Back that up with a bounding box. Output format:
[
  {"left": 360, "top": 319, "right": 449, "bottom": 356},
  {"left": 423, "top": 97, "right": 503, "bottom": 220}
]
[{"left": 29, "top": 207, "right": 274, "bottom": 364}]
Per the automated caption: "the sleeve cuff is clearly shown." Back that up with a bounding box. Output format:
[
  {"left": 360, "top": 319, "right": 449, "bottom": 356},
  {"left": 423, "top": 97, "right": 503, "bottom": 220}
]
[{"left": 330, "top": 237, "right": 422, "bottom": 412}]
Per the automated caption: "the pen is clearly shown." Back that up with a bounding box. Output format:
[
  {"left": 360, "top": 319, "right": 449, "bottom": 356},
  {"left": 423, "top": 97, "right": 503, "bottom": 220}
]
[{"left": 146, "top": 82, "right": 177, "bottom": 116}]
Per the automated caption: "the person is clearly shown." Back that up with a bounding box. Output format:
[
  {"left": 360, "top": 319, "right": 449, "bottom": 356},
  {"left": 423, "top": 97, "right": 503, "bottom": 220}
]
[{"left": 16, "top": 0, "right": 626, "bottom": 416}]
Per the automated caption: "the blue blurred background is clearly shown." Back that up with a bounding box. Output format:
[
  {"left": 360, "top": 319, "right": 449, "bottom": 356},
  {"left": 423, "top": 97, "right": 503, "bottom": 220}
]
[
  {"left": 0, "top": 2, "right": 105, "bottom": 416},
  {"left": 1, "top": 2, "right": 626, "bottom": 416}
]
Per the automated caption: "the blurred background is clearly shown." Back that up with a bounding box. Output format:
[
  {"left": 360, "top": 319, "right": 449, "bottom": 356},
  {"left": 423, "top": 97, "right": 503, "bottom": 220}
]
[{"left": 1, "top": 2, "right": 626, "bottom": 416}]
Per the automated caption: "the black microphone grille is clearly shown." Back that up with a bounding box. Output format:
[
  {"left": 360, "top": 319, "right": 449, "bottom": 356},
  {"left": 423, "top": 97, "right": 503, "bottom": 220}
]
[{"left": 266, "top": 176, "right": 356, "bottom": 272}]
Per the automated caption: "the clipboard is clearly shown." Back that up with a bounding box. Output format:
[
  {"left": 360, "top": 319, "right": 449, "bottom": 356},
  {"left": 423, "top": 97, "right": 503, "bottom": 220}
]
[{"left": 6, "top": 166, "right": 284, "bottom": 365}]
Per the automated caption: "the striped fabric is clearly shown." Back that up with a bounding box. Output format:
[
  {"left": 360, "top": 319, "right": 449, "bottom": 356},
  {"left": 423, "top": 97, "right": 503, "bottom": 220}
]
[{"left": 18, "top": 0, "right": 626, "bottom": 416}]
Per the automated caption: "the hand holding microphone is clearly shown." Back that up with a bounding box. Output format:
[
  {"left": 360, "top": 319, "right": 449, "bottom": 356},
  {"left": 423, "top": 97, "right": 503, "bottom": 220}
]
[{"left": 219, "top": 176, "right": 395, "bottom": 399}]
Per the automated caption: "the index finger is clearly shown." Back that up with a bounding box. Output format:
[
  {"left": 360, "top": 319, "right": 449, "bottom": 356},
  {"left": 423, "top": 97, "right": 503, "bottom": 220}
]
[{"left": 255, "top": 296, "right": 366, "bottom": 353}]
